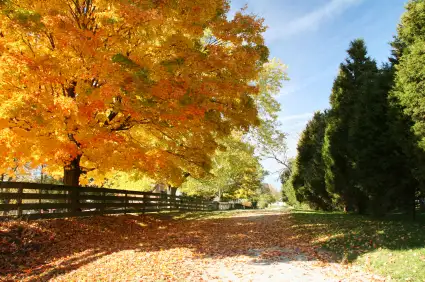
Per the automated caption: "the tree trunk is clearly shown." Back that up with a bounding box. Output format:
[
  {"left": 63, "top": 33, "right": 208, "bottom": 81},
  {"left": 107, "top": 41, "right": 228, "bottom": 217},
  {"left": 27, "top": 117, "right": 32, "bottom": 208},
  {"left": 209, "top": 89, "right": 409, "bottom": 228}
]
[
  {"left": 357, "top": 199, "right": 367, "bottom": 215},
  {"left": 168, "top": 186, "right": 177, "bottom": 196},
  {"left": 1, "top": 174, "right": 12, "bottom": 216},
  {"left": 64, "top": 155, "right": 81, "bottom": 213},
  {"left": 412, "top": 189, "right": 416, "bottom": 221},
  {"left": 40, "top": 164, "right": 45, "bottom": 183},
  {"left": 64, "top": 155, "right": 81, "bottom": 186},
  {"left": 63, "top": 82, "right": 80, "bottom": 187}
]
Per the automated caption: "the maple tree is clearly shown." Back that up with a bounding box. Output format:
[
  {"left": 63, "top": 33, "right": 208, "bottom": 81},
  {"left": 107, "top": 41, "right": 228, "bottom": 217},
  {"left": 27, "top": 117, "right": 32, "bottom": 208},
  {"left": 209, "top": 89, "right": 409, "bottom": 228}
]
[{"left": 0, "top": 0, "right": 268, "bottom": 186}]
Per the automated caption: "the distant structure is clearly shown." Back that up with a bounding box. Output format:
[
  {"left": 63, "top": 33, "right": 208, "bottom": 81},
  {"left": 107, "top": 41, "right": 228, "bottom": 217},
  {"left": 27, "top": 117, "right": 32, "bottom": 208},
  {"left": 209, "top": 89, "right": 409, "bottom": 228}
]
[
  {"left": 152, "top": 183, "right": 168, "bottom": 193},
  {"left": 152, "top": 183, "right": 182, "bottom": 196}
]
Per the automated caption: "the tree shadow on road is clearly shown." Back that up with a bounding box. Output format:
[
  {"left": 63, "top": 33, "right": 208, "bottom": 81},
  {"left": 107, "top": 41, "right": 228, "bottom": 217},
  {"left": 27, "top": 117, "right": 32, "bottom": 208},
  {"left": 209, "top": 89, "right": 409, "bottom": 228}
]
[{"left": 1, "top": 211, "right": 326, "bottom": 281}]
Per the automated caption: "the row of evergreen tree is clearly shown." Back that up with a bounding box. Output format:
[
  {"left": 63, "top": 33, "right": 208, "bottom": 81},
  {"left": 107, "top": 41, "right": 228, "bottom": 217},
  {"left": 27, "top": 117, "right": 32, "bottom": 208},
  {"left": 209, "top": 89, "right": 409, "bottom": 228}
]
[{"left": 285, "top": 0, "right": 425, "bottom": 216}]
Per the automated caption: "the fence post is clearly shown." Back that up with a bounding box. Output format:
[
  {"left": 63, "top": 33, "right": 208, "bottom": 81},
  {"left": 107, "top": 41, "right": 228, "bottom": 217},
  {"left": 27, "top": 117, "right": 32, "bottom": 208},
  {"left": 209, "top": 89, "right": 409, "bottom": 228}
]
[
  {"left": 161, "top": 191, "right": 166, "bottom": 211},
  {"left": 39, "top": 187, "right": 42, "bottom": 214},
  {"left": 142, "top": 194, "right": 146, "bottom": 214},
  {"left": 124, "top": 192, "right": 128, "bottom": 215},
  {"left": 17, "top": 183, "right": 23, "bottom": 217},
  {"left": 69, "top": 187, "right": 80, "bottom": 214},
  {"left": 99, "top": 191, "right": 105, "bottom": 215},
  {"left": 169, "top": 194, "right": 172, "bottom": 212}
]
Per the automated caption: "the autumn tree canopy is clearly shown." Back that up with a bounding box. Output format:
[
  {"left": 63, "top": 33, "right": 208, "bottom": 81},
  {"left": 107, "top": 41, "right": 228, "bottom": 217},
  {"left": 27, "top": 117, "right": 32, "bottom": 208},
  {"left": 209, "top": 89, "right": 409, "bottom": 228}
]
[
  {"left": 0, "top": 0, "right": 268, "bottom": 186},
  {"left": 180, "top": 59, "right": 286, "bottom": 201}
]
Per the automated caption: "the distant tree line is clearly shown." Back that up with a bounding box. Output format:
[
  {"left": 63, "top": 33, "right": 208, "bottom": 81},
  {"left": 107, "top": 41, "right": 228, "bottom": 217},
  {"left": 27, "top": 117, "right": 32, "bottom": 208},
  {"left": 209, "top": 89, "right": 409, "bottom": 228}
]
[{"left": 283, "top": 0, "right": 425, "bottom": 217}]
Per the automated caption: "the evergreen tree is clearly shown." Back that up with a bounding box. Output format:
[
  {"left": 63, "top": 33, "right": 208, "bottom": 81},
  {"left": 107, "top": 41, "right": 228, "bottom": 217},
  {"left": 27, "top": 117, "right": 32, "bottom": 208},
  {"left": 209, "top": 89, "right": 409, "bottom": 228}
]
[
  {"left": 393, "top": 0, "right": 425, "bottom": 149},
  {"left": 353, "top": 63, "right": 415, "bottom": 215},
  {"left": 323, "top": 39, "right": 416, "bottom": 215},
  {"left": 322, "top": 39, "right": 375, "bottom": 213},
  {"left": 390, "top": 0, "right": 425, "bottom": 216},
  {"left": 281, "top": 159, "right": 301, "bottom": 208},
  {"left": 386, "top": 66, "right": 422, "bottom": 216},
  {"left": 291, "top": 111, "right": 333, "bottom": 210},
  {"left": 288, "top": 1, "right": 425, "bottom": 216}
]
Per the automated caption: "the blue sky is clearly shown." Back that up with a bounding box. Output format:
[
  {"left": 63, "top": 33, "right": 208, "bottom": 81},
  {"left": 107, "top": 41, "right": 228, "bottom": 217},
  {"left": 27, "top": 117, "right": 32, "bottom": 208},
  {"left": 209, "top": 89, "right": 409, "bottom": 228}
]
[{"left": 229, "top": 0, "right": 406, "bottom": 189}]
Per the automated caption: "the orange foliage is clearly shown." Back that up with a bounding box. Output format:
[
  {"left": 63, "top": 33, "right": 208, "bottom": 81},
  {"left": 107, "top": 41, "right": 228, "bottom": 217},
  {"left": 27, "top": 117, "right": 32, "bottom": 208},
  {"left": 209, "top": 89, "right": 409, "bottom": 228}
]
[{"left": 0, "top": 0, "right": 267, "bottom": 185}]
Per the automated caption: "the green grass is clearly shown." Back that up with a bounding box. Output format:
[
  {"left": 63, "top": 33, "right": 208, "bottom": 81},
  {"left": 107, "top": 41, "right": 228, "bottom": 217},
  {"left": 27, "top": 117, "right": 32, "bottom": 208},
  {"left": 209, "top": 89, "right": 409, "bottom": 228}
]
[{"left": 291, "top": 210, "right": 425, "bottom": 281}]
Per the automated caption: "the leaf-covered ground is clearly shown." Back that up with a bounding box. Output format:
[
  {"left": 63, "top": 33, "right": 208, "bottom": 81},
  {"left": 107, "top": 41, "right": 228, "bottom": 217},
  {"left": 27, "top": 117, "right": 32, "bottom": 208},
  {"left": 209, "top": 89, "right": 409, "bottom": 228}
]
[
  {"left": 1, "top": 210, "right": 382, "bottom": 281},
  {"left": 290, "top": 210, "right": 425, "bottom": 282}
]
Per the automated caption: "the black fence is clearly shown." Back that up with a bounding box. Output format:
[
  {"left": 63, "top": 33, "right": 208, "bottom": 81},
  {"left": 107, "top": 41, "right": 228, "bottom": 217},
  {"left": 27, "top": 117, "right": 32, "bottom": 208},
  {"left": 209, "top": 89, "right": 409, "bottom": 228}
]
[{"left": 0, "top": 182, "right": 212, "bottom": 220}]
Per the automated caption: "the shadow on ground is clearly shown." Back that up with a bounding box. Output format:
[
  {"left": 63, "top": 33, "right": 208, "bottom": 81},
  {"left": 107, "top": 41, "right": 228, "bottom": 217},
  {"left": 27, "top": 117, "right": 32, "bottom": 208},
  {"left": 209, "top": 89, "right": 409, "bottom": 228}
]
[
  {"left": 4, "top": 210, "right": 422, "bottom": 281},
  {"left": 290, "top": 210, "right": 425, "bottom": 262},
  {"left": 1, "top": 211, "right": 319, "bottom": 281}
]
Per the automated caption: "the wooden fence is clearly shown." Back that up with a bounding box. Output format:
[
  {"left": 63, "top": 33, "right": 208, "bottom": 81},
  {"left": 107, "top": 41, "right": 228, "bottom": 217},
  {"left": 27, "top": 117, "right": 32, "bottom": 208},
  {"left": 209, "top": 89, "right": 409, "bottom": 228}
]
[{"left": 0, "top": 182, "right": 212, "bottom": 220}]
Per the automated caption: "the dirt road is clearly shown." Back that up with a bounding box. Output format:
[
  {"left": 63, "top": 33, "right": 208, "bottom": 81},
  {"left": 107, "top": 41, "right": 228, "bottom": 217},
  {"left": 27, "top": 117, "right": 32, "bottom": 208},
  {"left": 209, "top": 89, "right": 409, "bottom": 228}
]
[{"left": 1, "top": 210, "right": 382, "bottom": 281}]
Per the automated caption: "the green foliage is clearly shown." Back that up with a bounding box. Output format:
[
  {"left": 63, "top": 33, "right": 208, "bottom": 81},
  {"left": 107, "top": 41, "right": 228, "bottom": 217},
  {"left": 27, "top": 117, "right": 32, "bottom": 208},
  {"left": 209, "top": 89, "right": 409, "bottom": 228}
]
[
  {"left": 348, "top": 54, "right": 409, "bottom": 215},
  {"left": 257, "top": 193, "right": 276, "bottom": 209},
  {"left": 282, "top": 180, "right": 300, "bottom": 208},
  {"left": 295, "top": 36, "right": 423, "bottom": 216},
  {"left": 323, "top": 39, "right": 376, "bottom": 212},
  {"left": 249, "top": 59, "right": 291, "bottom": 176},
  {"left": 394, "top": 41, "right": 425, "bottom": 148},
  {"left": 292, "top": 111, "right": 334, "bottom": 211},
  {"left": 255, "top": 183, "right": 280, "bottom": 208},
  {"left": 379, "top": 64, "right": 421, "bottom": 214},
  {"left": 256, "top": 58, "right": 288, "bottom": 121},
  {"left": 396, "top": 0, "right": 425, "bottom": 46},
  {"left": 393, "top": 0, "right": 425, "bottom": 150},
  {"left": 390, "top": 0, "right": 425, "bottom": 211},
  {"left": 180, "top": 133, "right": 265, "bottom": 200},
  {"left": 320, "top": 39, "right": 419, "bottom": 215},
  {"left": 281, "top": 159, "right": 301, "bottom": 208}
]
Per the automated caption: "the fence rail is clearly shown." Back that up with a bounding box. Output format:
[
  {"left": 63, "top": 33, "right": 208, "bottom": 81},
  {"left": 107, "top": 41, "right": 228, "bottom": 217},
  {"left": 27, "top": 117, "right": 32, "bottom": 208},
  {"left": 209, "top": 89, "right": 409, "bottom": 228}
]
[{"left": 0, "top": 182, "right": 212, "bottom": 220}]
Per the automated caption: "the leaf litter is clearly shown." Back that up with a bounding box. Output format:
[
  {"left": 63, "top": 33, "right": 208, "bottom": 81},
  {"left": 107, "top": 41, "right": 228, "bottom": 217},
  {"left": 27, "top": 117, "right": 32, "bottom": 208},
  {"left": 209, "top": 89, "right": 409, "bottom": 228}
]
[{"left": 0, "top": 211, "right": 384, "bottom": 281}]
